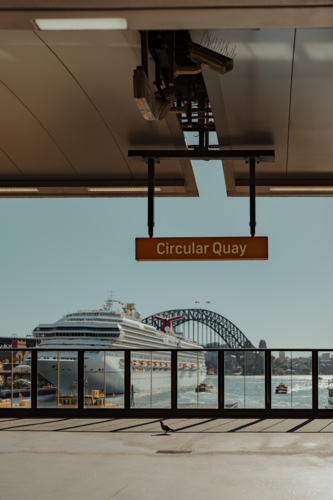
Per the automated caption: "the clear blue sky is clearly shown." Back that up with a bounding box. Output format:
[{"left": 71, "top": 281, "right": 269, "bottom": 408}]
[{"left": 0, "top": 160, "right": 332, "bottom": 348}]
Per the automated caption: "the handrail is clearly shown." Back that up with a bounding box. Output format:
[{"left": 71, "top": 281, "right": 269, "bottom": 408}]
[{"left": 0, "top": 348, "right": 330, "bottom": 419}]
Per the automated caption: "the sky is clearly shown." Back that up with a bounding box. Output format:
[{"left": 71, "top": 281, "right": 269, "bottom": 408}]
[{"left": 0, "top": 160, "right": 332, "bottom": 349}]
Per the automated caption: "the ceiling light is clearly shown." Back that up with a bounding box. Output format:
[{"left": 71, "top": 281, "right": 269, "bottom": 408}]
[
  {"left": 34, "top": 18, "right": 128, "bottom": 31},
  {"left": 0, "top": 188, "right": 39, "bottom": 192},
  {"left": 87, "top": 187, "right": 162, "bottom": 192},
  {"left": 270, "top": 187, "right": 333, "bottom": 192}
]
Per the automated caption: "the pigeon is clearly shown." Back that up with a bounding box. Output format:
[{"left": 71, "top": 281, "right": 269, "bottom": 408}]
[{"left": 160, "top": 421, "right": 175, "bottom": 434}]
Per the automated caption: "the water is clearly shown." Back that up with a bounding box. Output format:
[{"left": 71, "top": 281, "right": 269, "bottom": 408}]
[{"left": 35, "top": 374, "right": 333, "bottom": 409}]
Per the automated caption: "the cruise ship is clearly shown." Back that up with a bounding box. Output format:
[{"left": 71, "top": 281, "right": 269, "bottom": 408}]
[{"left": 28, "top": 295, "right": 206, "bottom": 394}]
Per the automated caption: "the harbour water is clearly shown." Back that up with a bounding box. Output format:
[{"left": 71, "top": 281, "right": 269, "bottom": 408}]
[{"left": 35, "top": 374, "right": 333, "bottom": 409}]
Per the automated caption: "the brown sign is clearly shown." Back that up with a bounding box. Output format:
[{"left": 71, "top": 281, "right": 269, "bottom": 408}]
[{"left": 136, "top": 237, "right": 268, "bottom": 261}]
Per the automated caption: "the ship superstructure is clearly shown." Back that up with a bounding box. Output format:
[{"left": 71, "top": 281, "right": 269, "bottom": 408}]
[{"left": 29, "top": 295, "right": 206, "bottom": 394}]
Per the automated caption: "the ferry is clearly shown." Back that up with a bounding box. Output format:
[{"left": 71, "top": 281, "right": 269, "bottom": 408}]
[
  {"left": 275, "top": 383, "right": 288, "bottom": 394},
  {"left": 26, "top": 294, "right": 206, "bottom": 394}
]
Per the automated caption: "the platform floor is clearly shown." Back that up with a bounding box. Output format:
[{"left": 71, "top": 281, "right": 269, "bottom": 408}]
[{"left": 1, "top": 418, "right": 333, "bottom": 499}]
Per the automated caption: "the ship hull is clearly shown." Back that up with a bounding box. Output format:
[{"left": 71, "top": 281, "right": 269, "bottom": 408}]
[{"left": 37, "top": 351, "right": 206, "bottom": 394}]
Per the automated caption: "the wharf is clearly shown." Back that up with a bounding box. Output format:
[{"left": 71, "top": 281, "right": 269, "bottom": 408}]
[
  {"left": 0, "top": 387, "right": 56, "bottom": 399},
  {"left": 1, "top": 417, "right": 333, "bottom": 500}
]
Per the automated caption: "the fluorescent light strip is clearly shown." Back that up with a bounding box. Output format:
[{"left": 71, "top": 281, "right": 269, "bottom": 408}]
[
  {"left": 35, "top": 18, "right": 128, "bottom": 31},
  {"left": 87, "top": 187, "right": 162, "bottom": 192},
  {"left": 270, "top": 187, "right": 333, "bottom": 192},
  {"left": 0, "top": 188, "right": 39, "bottom": 192}
]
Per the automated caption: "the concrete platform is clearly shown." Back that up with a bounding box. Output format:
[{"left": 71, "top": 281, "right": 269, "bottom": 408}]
[{"left": 1, "top": 418, "right": 333, "bottom": 500}]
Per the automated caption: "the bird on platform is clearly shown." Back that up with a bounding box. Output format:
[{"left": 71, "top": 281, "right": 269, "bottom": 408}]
[{"left": 160, "top": 421, "right": 175, "bottom": 434}]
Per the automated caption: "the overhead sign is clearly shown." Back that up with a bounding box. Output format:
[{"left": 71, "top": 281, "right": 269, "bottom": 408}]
[{"left": 136, "top": 237, "right": 268, "bottom": 261}]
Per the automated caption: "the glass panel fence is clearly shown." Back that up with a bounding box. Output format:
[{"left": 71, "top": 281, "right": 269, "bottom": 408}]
[
  {"left": 37, "top": 351, "right": 78, "bottom": 408},
  {"left": 83, "top": 350, "right": 124, "bottom": 409},
  {"left": 271, "top": 351, "right": 312, "bottom": 409},
  {"left": 224, "top": 351, "right": 265, "bottom": 409},
  {"left": 0, "top": 350, "right": 31, "bottom": 409},
  {"left": 177, "top": 351, "right": 217, "bottom": 408},
  {"left": 318, "top": 351, "right": 333, "bottom": 409},
  {"left": 130, "top": 351, "right": 171, "bottom": 408}
]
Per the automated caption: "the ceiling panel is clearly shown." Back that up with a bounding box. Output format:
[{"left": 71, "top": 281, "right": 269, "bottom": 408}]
[
  {"left": 0, "top": 31, "right": 129, "bottom": 179},
  {"left": 0, "top": 82, "right": 73, "bottom": 177},
  {"left": 37, "top": 30, "right": 187, "bottom": 181},
  {"left": 287, "top": 29, "right": 333, "bottom": 179},
  {"left": 191, "top": 29, "right": 294, "bottom": 194},
  {"left": 0, "top": 30, "right": 198, "bottom": 197}
]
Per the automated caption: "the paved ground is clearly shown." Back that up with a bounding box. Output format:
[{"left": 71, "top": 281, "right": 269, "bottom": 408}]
[{"left": 1, "top": 418, "right": 333, "bottom": 500}]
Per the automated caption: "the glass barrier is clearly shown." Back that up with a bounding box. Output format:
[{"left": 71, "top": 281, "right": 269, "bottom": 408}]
[
  {"left": 177, "top": 350, "right": 216, "bottom": 408},
  {"left": 130, "top": 351, "right": 171, "bottom": 408},
  {"left": 318, "top": 351, "right": 333, "bottom": 409},
  {"left": 37, "top": 351, "right": 78, "bottom": 408},
  {"left": 83, "top": 350, "right": 124, "bottom": 409},
  {"left": 271, "top": 351, "right": 312, "bottom": 409},
  {"left": 224, "top": 351, "right": 265, "bottom": 409},
  {"left": 0, "top": 350, "right": 31, "bottom": 409}
]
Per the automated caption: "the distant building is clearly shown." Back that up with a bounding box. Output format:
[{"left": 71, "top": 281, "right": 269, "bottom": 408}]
[
  {"left": 279, "top": 351, "right": 285, "bottom": 361},
  {"left": 0, "top": 337, "right": 36, "bottom": 348},
  {"left": 321, "top": 353, "right": 331, "bottom": 360},
  {"left": 259, "top": 340, "right": 267, "bottom": 349}
]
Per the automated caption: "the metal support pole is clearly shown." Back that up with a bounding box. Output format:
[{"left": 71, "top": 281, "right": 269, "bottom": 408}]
[
  {"left": 57, "top": 351, "right": 60, "bottom": 407},
  {"left": 171, "top": 350, "right": 177, "bottom": 411},
  {"left": 147, "top": 158, "right": 155, "bottom": 238},
  {"left": 249, "top": 157, "right": 256, "bottom": 237},
  {"left": 141, "top": 31, "right": 149, "bottom": 78},
  {"left": 125, "top": 350, "right": 131, "bottom": 412},
  {"left": 11, "top": 350, "right": 13, "bottom": 408},
  {"left": 168, "top": 31, "right": 175, "bottom": 87},
  {"left": 218, "top": 349, "right": 224, "bottom": 412},
  {"left": 265, "top": 350, "right": 271, "bottom": 415},
  {"left": 31, "top": 349, "right": 37, "bottom": 411},
  {"left": 104, "top": 351, "right": 106, "bottom": 408},
  {"left": 78, "top": 350, "right": 84, "bottom": 411},
  {"left": 187, "top": 78, "right": 192, "bottom": 128},
  {"left": 312, "top": 350, "right": 318, "bottom": 414}
]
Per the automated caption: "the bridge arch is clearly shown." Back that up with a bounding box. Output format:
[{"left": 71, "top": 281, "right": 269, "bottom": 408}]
[{"left": 142, "top": 309, "right": 254, "bottom": 348}]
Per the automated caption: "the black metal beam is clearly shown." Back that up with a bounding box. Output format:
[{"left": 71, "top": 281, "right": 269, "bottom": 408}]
[
  {"left": 77, "top": 350, "right": 84, "bottom": 411},
  {"left": 147, "top": 158, "right": 155, "bottom": 238},
  {"left": 249, "top": 157, "right": 256, "bottom": 237},
  {"left": 129, "top": 150, "right": 275, "bottom": 163}
]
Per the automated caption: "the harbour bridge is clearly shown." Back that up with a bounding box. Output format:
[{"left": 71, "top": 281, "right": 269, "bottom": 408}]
[{"left": 142, "top": 309, "right": 254, "bottom": 348}]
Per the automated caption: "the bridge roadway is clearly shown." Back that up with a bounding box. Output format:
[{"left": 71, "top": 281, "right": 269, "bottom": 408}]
[{"left": 1, "top": 417, "right": 332, "bottom": 500}]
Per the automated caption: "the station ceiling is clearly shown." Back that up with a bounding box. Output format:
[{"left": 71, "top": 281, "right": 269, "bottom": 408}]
[{"left": 2, "top": 1, "right": 333, "bottom": 198}]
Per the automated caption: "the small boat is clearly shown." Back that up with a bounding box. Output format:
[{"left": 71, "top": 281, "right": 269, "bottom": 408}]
[
  {"left": 196, "top": 383, "right": 211, "bottom": 393},
  {"left": 225, "top": 402, "right": 238, "bottom": 409},
  {"left": 275, "top": 383, "right": 288, "bottom": 394},
  {"left": 195, "top": 383, "right": 216, "bottom": 393}
]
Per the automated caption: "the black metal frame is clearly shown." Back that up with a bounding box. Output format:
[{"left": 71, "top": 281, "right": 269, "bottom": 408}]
[
  {"left": 1, "top": 348, "right": 331, "bottom": 419},
  {"left": 129, "top": 149, "right": 275, "bottom": 238},
  {"left": 128, "top": 150, "right": 275, "bottom": 162}
]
